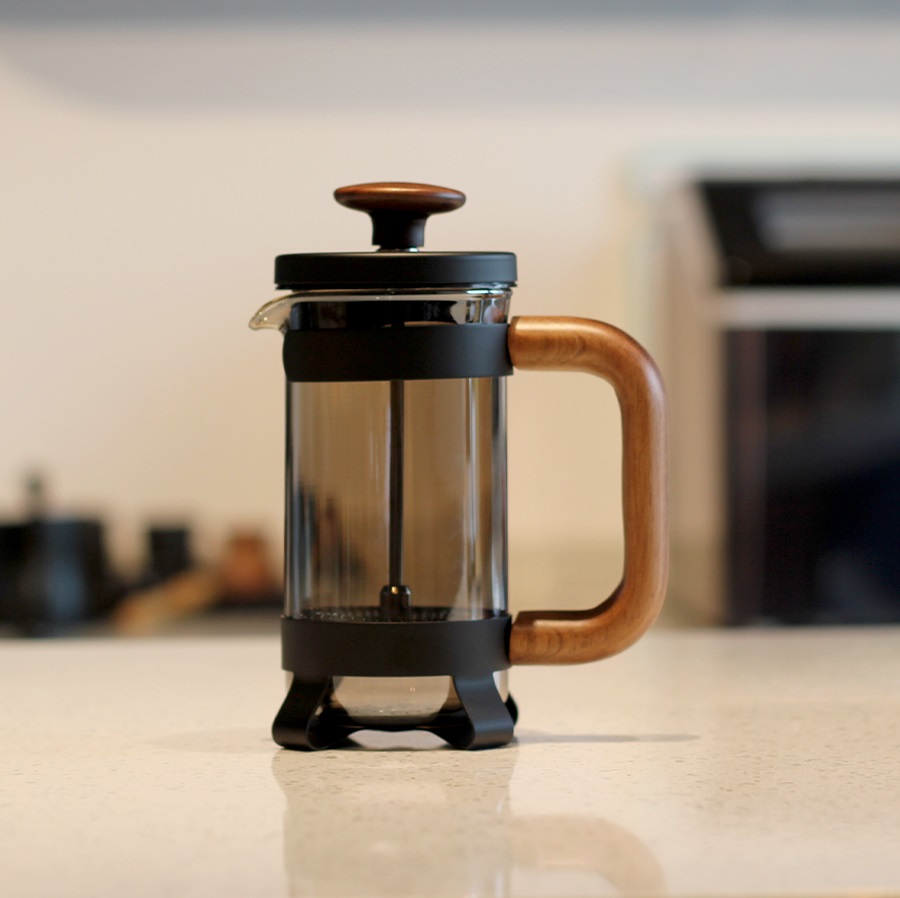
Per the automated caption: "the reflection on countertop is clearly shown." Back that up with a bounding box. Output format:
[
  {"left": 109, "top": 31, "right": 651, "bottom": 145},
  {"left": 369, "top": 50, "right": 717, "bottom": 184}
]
[{"left": 273, "top": 738, "right": 667, "bottom": 897}]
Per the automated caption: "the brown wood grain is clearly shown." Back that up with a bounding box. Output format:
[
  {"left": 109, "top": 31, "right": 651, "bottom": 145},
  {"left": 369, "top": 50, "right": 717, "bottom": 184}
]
[
  {"left": 508, "top": 316, "right": 669, "bottom": 664},
  {"left": 334, "top": 182, "right": 465, "bottom": 214}
]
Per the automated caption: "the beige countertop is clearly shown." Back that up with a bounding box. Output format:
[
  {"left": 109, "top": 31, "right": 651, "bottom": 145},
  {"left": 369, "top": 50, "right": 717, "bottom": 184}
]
[{"left": 2, "top": 627, "right": 899, "bottom": 897}]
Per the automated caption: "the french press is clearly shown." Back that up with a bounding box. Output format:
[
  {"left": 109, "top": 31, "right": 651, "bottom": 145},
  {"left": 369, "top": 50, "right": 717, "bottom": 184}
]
[{"left": 251, "top": 182, "right": 667, "bottom": 750}]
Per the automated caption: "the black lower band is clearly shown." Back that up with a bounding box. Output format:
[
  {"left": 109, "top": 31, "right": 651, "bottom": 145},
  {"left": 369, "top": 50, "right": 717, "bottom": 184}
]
[
  {"left": 282, "top": 323, "right": 512, "bottom": 382},
  {"left": 281, "top": 613, "right": 511, "bottom": 679}
]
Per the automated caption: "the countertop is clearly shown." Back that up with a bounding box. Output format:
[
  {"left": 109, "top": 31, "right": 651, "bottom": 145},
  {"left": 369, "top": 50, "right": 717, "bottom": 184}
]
[{"left": 2, "top": 627, "right": 899, "bottom": 897}]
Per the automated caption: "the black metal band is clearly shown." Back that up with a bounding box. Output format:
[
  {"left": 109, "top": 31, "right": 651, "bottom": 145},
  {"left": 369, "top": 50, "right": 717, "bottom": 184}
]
[
  {"left": 281, "top": 613, "right": 512, "bottom": 678},
  {"left": 274, "top": 250, "right": 517, "bottom": 291},
  {"left": 282, "top": 323, "right": 512, "bottom": 382}
]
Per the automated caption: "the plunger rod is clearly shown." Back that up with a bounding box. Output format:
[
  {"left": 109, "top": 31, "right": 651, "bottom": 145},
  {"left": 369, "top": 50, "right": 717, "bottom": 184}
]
[
  {"left": 388, "top": 378, "right": 404, "bottom": 585},
  {"left": 380, "top": 379, "right": 411, "bottom": 619}
]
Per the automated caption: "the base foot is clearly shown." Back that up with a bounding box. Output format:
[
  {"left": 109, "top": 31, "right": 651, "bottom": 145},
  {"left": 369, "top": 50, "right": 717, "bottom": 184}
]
[{"left": 273, "top": 674, "right": 516, "bottom": 751}]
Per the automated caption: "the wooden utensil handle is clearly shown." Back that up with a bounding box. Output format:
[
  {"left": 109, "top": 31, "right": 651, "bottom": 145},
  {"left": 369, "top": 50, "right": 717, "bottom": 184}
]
[{"left": 508, "top": 316, "right": 668, "bottom": 664}]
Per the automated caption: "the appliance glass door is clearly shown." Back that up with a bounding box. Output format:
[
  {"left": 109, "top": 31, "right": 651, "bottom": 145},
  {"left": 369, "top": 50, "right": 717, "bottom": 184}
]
[{"left": 726, "top": 329, "right": 900, "bottom": 623}]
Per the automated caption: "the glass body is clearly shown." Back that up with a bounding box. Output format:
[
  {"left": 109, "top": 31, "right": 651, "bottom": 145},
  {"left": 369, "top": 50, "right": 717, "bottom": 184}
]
[
  {"left": 255, "top": 289, "right": 512, "bottom": 723},
  {"left": 286, "top": 376, "right": 508, "bottom": 622}
]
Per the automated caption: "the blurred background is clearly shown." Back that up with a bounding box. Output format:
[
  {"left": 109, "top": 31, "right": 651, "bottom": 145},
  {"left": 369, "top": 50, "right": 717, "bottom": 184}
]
[{"left": 2, "top": 0, "right": 899, "bottom": 635}]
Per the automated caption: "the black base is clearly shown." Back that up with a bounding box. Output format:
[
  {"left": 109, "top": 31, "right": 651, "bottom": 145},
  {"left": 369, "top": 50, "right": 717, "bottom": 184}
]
[
  {"left": 273, "top": 612, "right": 516, "bottom": 750},
  {"left": 273, "top": 675, "right": 518, "bottom": 750}
]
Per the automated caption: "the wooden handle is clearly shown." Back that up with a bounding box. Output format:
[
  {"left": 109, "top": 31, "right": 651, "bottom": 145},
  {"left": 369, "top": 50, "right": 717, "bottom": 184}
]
[{"left": 508, "top": 316, "right": 668, "bottom": 664}]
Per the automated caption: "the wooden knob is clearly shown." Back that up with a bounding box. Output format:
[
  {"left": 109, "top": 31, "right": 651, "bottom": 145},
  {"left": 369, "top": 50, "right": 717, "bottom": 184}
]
[{"left": 334, "top": 182, "right": 466, "bottom": 249}]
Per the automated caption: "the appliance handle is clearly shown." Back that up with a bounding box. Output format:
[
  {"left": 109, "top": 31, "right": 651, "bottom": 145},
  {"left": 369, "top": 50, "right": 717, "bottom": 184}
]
[{"left": 507, "top": 316, "right": 668, "bottom": 665}]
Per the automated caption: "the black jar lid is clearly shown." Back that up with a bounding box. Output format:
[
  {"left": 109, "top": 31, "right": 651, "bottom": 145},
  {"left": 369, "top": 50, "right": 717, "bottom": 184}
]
[{"left": 274, "top": 182, "right": 517, "bottom": 291}]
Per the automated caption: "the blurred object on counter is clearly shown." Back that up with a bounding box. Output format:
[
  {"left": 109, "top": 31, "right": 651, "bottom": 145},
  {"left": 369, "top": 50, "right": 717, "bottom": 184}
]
[
  {"left": 23, "top": 471, "right": 48, "bottom": 519},
  {"left": 112, "top": 523, "right": 207, "bottom": 635},
  {"left": 144, "top": 525, "right": 193, "bottom": 586},
  {"left": 112, "top": 568, "right": 220, "bottom": 636},
  {"left": 0, "top": 470, "right": 282, "bottom": 636},
  {"left": 112, "top": 528, "right": 281, "bottom": 635},
  {"left": 0, "top": 523, "right": 27, "bottom": 623},
  {"left": 216, "top": 530, "right": 281, "bottom": 608},
  {"left": 0, "top": 473, "right": 121, "bottom": 636}
]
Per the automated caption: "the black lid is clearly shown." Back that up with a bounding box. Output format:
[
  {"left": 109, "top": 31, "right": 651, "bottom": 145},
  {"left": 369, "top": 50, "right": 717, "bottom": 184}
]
[{"left": 274, "top": 182, "right": 517, "bottom": 290}]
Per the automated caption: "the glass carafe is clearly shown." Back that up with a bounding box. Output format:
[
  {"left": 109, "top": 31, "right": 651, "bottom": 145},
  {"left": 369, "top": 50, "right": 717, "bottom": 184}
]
[{"left": 254, "top": 289, "right": 512, "bottom": 723}]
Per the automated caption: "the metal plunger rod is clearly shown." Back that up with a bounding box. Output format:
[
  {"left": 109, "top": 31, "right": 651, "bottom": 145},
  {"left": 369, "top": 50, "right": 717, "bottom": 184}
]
[
  {"left": 380, "top": 379, "right": 411, "bottom": 620},
  {"left": 388, "top": 378, "right": 405, "bottom": 585}
]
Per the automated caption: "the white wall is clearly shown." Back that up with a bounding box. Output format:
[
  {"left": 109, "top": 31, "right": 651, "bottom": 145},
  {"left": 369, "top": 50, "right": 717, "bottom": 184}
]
[{"left": 3, "top": 4, "right": 900, "bottom": 575}]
